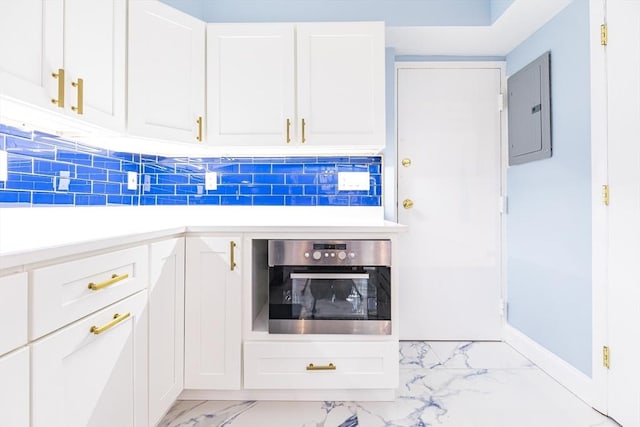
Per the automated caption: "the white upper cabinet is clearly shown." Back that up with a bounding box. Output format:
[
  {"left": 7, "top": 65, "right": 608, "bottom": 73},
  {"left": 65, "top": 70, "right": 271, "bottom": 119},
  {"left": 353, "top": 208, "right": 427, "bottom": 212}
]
[
  {"left": 206, "top": 22, "right": 385, "bottom": 152},
  {"left": 296, "top": 22, "right": 385, "bottom": 148},
  {"left": 0, "top": 0, "right": 126, "bottom": 131},
  {"left": 128, "top": 0, "right": 206, "bottom": 144},
  {"left": 207, "top": 24, "right": 295, "bottom": 147},
  {"left": 0, "top": 0, "right": 51, "bottom": 108}
]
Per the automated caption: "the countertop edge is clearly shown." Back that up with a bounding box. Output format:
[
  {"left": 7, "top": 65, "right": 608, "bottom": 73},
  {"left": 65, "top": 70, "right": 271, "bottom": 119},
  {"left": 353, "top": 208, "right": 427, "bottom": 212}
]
[{"left": 0, "top": 222, "right": 407, "bottom": 272}]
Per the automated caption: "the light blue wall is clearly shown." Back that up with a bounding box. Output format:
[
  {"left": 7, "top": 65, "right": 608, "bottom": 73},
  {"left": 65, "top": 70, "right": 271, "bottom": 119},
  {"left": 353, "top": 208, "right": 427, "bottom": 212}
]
[
  {"left": 159, "top": 0, "right": 205, "bottom": 19},
  {"left": 505, "top": 0, "right": 592, "bottom": 376},
  {"left": 161, "top": 0, "right": 492, "bottom": 26},
  {"left": 490, "top": 0, "right": 515, "bottom": 23}
]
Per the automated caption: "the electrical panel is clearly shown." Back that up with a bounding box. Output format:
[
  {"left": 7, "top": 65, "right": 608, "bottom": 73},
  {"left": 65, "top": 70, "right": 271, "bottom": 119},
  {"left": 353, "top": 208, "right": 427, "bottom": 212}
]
[{"left": 507, "top": 51, "right": 552, "bottom": 165}]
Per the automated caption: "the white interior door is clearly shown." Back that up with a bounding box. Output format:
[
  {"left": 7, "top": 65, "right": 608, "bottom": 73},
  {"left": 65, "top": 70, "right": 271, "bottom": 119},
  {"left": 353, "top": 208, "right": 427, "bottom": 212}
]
[
  {"left": 604, "top": 1, "right": 640, "bottom": 425},
  {"left": 397, "top": 64, "right": 503, "bottom": 340}
]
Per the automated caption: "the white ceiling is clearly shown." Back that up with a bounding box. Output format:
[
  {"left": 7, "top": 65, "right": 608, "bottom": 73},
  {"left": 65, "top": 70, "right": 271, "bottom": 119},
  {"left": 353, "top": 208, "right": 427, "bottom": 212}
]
[{"left": 386, "top": 0, "right": 573, "bottom": 56}]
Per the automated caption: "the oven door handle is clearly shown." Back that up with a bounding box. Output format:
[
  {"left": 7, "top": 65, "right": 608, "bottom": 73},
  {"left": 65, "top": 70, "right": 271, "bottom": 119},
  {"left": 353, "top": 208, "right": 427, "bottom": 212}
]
[{"left": 289, "top": 273, "right": 370, "bottom": 280}]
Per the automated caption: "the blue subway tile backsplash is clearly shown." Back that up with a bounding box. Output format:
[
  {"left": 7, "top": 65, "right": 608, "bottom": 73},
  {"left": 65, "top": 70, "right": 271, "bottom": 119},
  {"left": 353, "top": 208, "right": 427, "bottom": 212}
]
[{"left": 0, "top": 123, "right": 383, "bottom": 207}]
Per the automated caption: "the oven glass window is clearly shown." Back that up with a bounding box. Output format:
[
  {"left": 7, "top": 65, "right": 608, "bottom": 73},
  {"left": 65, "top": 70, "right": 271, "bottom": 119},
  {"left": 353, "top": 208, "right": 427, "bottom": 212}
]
[{"left": 268, "top": 266, "right": 391, "bottom": 334}]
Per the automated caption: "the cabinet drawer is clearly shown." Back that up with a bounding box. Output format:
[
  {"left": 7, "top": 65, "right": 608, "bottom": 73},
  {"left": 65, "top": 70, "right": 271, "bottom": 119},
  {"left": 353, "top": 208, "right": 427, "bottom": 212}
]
[
  {"left": 244, "top": 341, "right": 398, "bottom": 390},
  {"left": 0, "top": 272, "right": 28, "bottom": 356},
  {"left": 31, "top": 245, "right": 148, "bottom": 339}
]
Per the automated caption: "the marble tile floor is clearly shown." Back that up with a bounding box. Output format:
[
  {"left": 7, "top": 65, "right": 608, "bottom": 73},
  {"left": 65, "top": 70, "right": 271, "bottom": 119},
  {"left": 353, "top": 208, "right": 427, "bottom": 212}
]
[{"left": 159, "top": 341, "right": 620, "bottom": 427}]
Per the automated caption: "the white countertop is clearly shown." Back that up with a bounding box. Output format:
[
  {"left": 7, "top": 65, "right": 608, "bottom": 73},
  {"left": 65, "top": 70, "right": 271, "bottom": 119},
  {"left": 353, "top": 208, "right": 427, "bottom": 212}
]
[{"left": 0, "top": 206, "right": 406, "bottom": 270}]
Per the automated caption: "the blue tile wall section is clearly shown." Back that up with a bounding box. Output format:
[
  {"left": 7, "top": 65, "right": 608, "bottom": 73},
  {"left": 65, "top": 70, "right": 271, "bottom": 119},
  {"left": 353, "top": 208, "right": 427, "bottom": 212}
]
[{"left": 0, "top": 124, "right": 382, "bottom": 207}]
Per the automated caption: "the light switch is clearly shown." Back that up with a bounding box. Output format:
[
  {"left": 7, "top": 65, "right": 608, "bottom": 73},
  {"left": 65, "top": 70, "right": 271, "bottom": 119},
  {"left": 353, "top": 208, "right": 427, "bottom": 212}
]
[
  {"left": 338, "top": 171, "right": 370, "bottom": 191},
  {"left": 205, "top": 172, "right": 217, "bottom": 190},
  {"left": 127, "top": 171, "right": 138, "bottom": 190},
  {"left": 143, "top": 174, "right": 151, "bottom": 192},
  {"left": 0, "top": 150, "right": 7, "bottom": 182}
]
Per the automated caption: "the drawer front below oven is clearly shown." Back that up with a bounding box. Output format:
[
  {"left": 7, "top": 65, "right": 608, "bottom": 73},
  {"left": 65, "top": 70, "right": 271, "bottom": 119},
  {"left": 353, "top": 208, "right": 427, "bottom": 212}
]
[{"left": 243, "top": 341, "right": 398, "bottom": 390}]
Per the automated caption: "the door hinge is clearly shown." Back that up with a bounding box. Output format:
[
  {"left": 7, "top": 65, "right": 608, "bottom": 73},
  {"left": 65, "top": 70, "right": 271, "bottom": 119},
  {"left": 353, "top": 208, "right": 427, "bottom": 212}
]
[
  {"left": 602, "top": 184, "right": 609, "bottom": 206},
  {"left": 499, "top": 299, "right": 508, "bottom": 317},
  {"left": 601, "top": 23, "right": 608, "bottom": 46},
  {"left": 603, "top": 345, "right": 610, "bottom": 369},
  {"left": 498, "top": 93, "right": 505, "bottom": 111},
  {"left": 499, "top": 196, "right": 507, "bottom": 214}
]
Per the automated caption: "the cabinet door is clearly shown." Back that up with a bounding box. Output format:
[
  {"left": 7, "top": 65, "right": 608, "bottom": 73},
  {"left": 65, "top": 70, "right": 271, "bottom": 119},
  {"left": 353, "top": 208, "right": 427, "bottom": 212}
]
[
  {"left": 207, "top": 24, "right": 295, "bottom": 147},
  {"left": 128, "top": 0, "right": 205, "bottom": 143},
  {"left": 0, "top": 0, "right": 125, "bottom": 130},
  {"left": 31, "top": 291, "right": 148, "bottom": 427},
  {"left": 0, "top": 348, "right": 29, "bottom": 427},
  {"left": 64, "top": 0, "right": 126, "bottom": 130},
  {"left": 296, "top": 22, "right": 385, "bottom": 148},
  {"left": 0, "top": 0, "right": 62, "bottom": 111},
  {"left": 0, "top": 272, "right": 28, "bottom": 356},
  {"left": 185, "top": 236, "right": 241, "bottom": 390},
  {"left": 149, "top": 238, "right": 185, "bottom": 426}
]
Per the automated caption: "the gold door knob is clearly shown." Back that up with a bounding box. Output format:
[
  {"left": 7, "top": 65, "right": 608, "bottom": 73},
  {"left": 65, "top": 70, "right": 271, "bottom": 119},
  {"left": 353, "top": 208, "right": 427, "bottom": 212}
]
[
  {"left": 401, "top": 158, "right": 412, "bottom": 167},
  {"left": 403, "top": 199, "right": 414, "bottom": 209}
]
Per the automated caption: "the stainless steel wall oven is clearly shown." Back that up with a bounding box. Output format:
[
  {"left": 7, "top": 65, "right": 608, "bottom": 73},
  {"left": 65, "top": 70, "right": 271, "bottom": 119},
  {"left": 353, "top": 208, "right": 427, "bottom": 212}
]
[{"left": 267, "top": 239, "right": 391, "bottom": 335}]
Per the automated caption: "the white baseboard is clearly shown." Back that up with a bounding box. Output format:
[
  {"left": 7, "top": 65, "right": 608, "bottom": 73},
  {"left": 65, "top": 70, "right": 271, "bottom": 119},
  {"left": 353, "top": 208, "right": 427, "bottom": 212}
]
[
  {"left": 503, "top": 323, "right": 594, "bottom": 405},
  {"left": 179, "top": 388, "right": 397, "bottom": 402}
]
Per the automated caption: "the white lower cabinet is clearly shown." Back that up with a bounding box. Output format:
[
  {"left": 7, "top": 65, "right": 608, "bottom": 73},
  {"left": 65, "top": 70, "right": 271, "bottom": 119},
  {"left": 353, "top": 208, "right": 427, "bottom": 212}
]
[
  {"left": 31, "top": 290, "right": 148, "bottom": 427},
  {"left": 0, "top": 272, "right": 29, "bottom": 427},
  {"left": 0, "top": 272, "right": 28, "bottom": 358},
  {"left": 244, "top": 341, "right": 398, "bottom": 390},
  {"left": 149, "top": 238, "right": 185, "bottom": 426},
  {"left": 184, "top": 236, "right": 242, "bottom": 390},
  {"left": 0, "top": 347, "right": 30, "bottom": 427}
]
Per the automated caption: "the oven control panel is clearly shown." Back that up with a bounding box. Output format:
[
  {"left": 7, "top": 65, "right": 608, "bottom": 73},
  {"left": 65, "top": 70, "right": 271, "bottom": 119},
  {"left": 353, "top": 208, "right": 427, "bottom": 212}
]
[
  {"left": 268, "top": 240, "right": 391, "bottom": 267},
  {"left": 304, "top": 250, "right": 355, "bottom": 261}
]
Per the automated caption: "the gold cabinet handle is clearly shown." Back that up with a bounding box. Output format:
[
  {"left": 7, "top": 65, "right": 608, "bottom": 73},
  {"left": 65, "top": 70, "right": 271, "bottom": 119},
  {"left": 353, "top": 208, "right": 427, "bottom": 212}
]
[
  {"left": 88, "top": 273, "right": 129, "bottom": 291},
  {"left": 71, "top": 78, "right": 83, "bottom": 115},
  {"left": 286, "top": 118, "right": 291, "bottom": 144},
  {"left": 51, "top": 68, "right": 65, "bottom": 108},
  {"left": 401, "top": 158, "right": 412, "bottom": 167},
  {"left": 230, "top": 241, "right": 237, "bottom": 271},
  {"left": 90, "top": 312, "right": 130, "bottom": 335},
  {"left": 196, "top": 116, "right": 203, "bottom": 142},
  {"left": 402, "top": 199, "right": 414, "bottom": 210},
  {"left": 301, "top": 118, "right": 306, "bottom": 144},
  {"left": 306, "top": 363, "right": 336, "bottom": 371}
]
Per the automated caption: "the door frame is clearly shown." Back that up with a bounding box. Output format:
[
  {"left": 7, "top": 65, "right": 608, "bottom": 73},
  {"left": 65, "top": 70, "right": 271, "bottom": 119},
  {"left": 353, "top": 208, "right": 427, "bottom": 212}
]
[
  {"left": 393, "top": 61, "right": 508, "bottom": 336},
  {"left": 589, "top": 0, "right": 608, "bottom": 414}
]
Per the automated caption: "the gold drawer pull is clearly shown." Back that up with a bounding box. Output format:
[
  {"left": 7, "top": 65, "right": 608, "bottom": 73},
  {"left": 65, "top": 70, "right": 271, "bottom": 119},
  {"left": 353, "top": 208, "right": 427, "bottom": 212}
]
[
  {"left": 196, "top": 116, "right": 203, "bottom": 142},
  {"left": 230, "top": 241, "right": 237, "bottom": 271},
  {"left": 88, "top": 273, "right": 129, "bottom": 291},
  {"left": 286, "top": 118, "right": 291, "bottom": 144},
  {"left": 306, "top": 363, "right": 336, "bottom": 371},
  {"left": 90, "top": 312, "right": 130, "bottom": 335},
  {"left": 71, "top": 78, "right": 83, "bottom": 115},
  {"left": 301, "top": 118, "right": 307, "bottom": 143},
  {"left": 51, "top": 68, "right": 65, "bottom": 108}
]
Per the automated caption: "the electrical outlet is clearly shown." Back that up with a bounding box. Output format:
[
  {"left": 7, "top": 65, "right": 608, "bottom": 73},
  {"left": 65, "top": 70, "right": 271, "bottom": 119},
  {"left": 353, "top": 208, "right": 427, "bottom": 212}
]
[
  {"left": 338, "top": 171, "right": 370, "bottom": 191},
  {"left": 205, "top": 172, "right": 217, "bottom": 190},
  {"left": 0, "top": 150, "right": 8, "bottom": 182},
  {"left": 127, "top": 171, "right": 138, "bottom": 190},
  {"left": 57, "top": 170, "right": 70, "bottom": 191}
]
